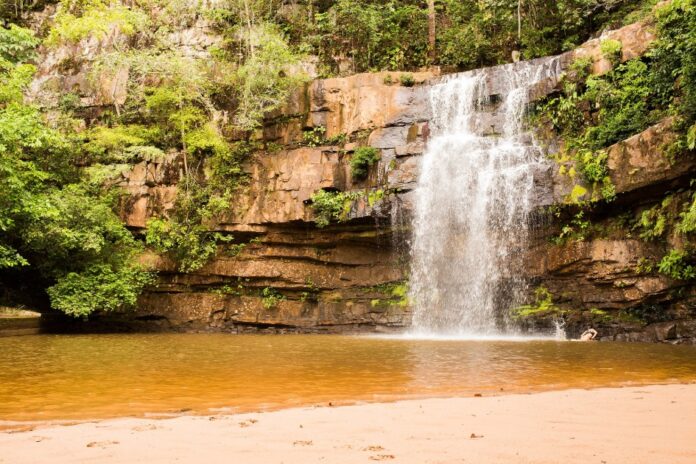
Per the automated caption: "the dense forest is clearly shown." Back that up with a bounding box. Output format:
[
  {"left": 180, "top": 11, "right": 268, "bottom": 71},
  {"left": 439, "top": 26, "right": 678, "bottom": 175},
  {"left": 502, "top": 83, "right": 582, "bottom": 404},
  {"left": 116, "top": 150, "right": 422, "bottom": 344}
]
[{"left": 1, "top": 0, "right": 695, "bottom": 319}]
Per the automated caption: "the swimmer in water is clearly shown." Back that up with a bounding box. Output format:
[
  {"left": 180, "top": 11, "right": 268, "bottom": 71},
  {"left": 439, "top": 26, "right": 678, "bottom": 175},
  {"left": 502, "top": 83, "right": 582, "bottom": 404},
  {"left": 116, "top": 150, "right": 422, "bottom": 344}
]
[{"left": 580, "top": 328, "right": 598, "bottom": 341}]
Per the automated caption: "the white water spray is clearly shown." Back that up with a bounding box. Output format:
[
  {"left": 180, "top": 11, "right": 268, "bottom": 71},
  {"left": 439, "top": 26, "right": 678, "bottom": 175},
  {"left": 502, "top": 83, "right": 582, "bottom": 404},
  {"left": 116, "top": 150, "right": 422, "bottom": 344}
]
[{"left": 409, "top": 59, "right": 561, "bottom": 337}]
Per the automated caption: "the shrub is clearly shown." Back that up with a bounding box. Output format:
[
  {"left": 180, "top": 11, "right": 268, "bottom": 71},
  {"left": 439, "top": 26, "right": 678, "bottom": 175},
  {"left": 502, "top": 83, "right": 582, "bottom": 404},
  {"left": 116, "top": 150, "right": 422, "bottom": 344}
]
[
  {"left": 81, "top": 124, "right": 162, "bottom": 163},
  {"left": 145, "top": 217, "right": 230, "bottom": 273},
  {"left": 552, "top": 210, "right": 592, "bottom": 244},
  {"left": 658, "top": 249, "right": 696, "bottom": 280},
  {"left": 302, "top": 126, "right": 326, "bottom": 147},
  {"left": 46, "top": 2, "right": 149, "bottom": 46},
  {"left": 399, "top": 73, "right": 415, "bottom": 87},
  {"left": 577, "top": 149, "right": 608, "bottom": 183},
  {"left": 568, "top": 56, "right": 593, "bottom": 82},
  {"left": 635, "top": 196, "right": 673, "bottom": 240},
  {"left": 261, "top": 287, "right": 284, "bottom": 309},
  {"left": 678, "top": 192, "right": 696, "bottom": 233},
  {"left": 230, "top": 23, "right": 307, "bottom": 131},
  {"left": 0, "top": 24, "right": 39, "bottom": 63},
  {"left": 600, "top": 39, "right": 623, "bottom": 64},
  {"left": 47, "top": 264, "right": 154, "bottom": 317},
  {"left": 350, "top": 146, "right": 380, "bottom": 180},
  {"left": 310, "top": 189, "right": 360, "bottom": 228}
]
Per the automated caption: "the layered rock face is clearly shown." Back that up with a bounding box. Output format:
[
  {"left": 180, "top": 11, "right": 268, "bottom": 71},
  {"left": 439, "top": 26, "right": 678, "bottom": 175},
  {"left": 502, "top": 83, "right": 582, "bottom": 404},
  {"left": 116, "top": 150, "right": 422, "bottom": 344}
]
[
  {"left": 526, "top": 119, "right": 696, "bottom": 343},
  {"left": 114, "top": 70, "right": 435, "bottom": 333},
  {"left": 82, "top": 18, "right": 695, "bottom": 341}
]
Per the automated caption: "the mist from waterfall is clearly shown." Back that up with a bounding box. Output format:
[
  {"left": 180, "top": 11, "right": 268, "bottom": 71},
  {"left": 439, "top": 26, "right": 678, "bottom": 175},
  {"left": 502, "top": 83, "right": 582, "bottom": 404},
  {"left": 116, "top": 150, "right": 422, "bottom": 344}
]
[{"left": 409, "top": 59, "right": 561, "bottom": 337}]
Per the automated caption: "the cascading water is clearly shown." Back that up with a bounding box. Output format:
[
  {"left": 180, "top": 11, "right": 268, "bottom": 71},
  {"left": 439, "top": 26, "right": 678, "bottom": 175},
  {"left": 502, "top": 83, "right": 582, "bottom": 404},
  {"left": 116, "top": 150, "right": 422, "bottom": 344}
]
[{"left": 409, "top": 59, "right": 561, "bottom": 337}]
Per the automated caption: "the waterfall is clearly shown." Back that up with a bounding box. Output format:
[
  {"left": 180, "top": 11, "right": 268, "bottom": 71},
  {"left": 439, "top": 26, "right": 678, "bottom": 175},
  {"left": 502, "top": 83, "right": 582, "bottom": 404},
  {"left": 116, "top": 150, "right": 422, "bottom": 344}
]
[{"left": 409, "top": 59, "right": 561, "bottom": 337}]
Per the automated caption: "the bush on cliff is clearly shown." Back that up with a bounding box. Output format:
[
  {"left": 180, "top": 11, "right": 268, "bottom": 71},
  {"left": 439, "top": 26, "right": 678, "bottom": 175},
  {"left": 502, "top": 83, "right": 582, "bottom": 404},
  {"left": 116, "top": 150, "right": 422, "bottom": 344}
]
[{"left": 350, "top": 147, "right": 380, "bottom": 180}]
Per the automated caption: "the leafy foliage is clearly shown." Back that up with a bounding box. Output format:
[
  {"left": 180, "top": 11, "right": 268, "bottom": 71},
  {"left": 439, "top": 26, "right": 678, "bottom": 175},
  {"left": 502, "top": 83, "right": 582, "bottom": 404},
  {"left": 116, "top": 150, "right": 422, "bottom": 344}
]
[
  {"left": 552, "top": 210, "right": 592, "bottom": 244},
  {"left": 80, "top": 124, "right": 164, "bottom": 163},
  {"left": 634, "top": 196, "right": 673, "bottom": 240},
  {"left": 0, "top": 25, "right": 152, "bottom": 317},
  {"left": 600, "top": 38, "right": 622, "bottom": 64},
  {"left": 678, "top": 192, "right": 696, "bottom": 234},
  {"left": 146, "top": 216, "right": 225, "bottom": 273},
  {"left": 46, "top": 0, "right": 149, "bottom": 45},
  {"left": 658, "top": 249, "right": 696, "bottom": 280},
  {"left": 650, "top": 0, "right": 696, "bottom": 127},
  {"left": 261, "top": 286, "right": 284, "bottom": 309},
  {"left": 47, "top": 264, "right": 154, "bottom": 317},
  {"left": 350, "top": 147, "right": 380, "bottom": 180},
  {"left": 310, "top": 189, "right": 360, "bottom": 228},
  {"left": 399, "top": 73, "right": 415, "bottom": 87},
  {"left": 229, "top": 23, "right": 307, "bottom": 131},
  {"left": 314, "top": 0, "right": 428, "bottom": 73},
  {"left": 0, "top": 24, "right": 39, "bottom": 63}
]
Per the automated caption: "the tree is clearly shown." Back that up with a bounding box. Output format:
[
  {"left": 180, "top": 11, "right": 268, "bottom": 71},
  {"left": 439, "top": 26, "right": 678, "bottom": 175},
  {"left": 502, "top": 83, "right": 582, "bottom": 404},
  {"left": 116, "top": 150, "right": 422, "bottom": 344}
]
[
  {"left": 427, "top": 0, "right": 436, "bottom": 63},
  {"left": 0, "top": 24, "right": 153, "bottom": 317}
]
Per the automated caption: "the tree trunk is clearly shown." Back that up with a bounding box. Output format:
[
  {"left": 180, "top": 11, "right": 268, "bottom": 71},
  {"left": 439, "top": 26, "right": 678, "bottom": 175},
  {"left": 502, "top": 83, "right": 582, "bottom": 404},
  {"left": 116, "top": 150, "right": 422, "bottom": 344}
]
[
  {"left": 427, "top": 0, "right": 436, "bottom": 64},
  {"left": 517, "top": 0, "right": 522, "bottom": 42},
  {"left": 243, "top": 0, "right": 254, "bottom": 58}
]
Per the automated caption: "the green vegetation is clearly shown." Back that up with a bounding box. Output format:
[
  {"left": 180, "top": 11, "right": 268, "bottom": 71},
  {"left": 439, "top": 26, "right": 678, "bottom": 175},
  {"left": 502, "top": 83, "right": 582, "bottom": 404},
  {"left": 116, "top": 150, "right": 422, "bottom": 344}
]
[
  {"left": 658, "top": 249, "right": 695, "bottom": 280},
  {"left": 626, "top": 190, "right": 696, "bottom": 281},
  {"left": 0, "top": 25, "right": 153, "bottom": 317},
  {"left": 399, "top": 73, "right": 415, "bottom": 87},
  {"left": 0, "top": 0, "right": 671, "bottom": 76},
  {"left": 538, "top": 57, "right": 664, "bottom": 200},
  {"left": 3, "top": 0, "right": 695, "bottom": 320},
  {"left": 302, "top": 126, "right": 347, "bottom": 147},
  {"left": 350, "top": 147, "right": 380, "bottom": 180},
  {"left": 678, "top": 192, "right": 696, "bottom": 234},
  {"left": 511, "top": 286, "right": 563, "bottom": 318},
  {"left": 634, "top": 195, "right": 673, "bottom": 240},
  {"left": 542, "top": 0, "right": 696, "bottom": 162},
  {"left": 552, "top": 210, "right": 592, "bottom": 244},
  {"left": 261, "top": 287, "right": 285, "bottom": 309},
  {"left": 302, "top": 126, "right": 327, "bottom": 147},
  {"left": 600, "top": 38, "right": 623, "bottom": 64},
  {"left": 309, "top": 190, "right": 361, "bottom": 228},
  {"left": 369, "top": 282, "right": 409, "bottom": 308},
  {"left": 540, "top": 0, "right": 696, "bottom": 270},
  {"left": 230, "top": 22, "right": 308, "bottom": 131},
  {"left": 46, "top": 1, "right": 149, "bottom": 46}
]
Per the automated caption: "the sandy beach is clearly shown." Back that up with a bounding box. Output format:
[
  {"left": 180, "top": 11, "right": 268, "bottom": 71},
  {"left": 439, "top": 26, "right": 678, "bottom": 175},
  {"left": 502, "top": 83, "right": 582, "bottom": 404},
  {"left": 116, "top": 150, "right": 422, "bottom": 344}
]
[{"left": 1, "top": 383, "right": 695, "bottom": 463}]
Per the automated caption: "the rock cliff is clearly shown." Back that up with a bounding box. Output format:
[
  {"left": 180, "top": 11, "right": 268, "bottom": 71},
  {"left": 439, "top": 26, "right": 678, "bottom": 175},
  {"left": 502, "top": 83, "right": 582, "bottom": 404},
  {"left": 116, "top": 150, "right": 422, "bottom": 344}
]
[{"left": 35, "top": 12, "right": 694, "bottom": 342}]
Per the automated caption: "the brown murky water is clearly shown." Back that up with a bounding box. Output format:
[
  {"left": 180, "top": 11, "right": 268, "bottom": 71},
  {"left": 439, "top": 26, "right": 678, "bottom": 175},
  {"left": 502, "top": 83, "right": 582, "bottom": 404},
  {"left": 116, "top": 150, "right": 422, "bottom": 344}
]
[{"left": 1, "top": 334, "right": 696, "bottom": 422}]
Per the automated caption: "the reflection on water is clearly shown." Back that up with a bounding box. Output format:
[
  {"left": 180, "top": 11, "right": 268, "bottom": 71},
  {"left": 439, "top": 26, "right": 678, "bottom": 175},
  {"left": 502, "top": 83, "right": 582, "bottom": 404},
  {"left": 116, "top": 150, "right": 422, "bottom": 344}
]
[{"left": 1, "top": 334, "right": 696, "bottom": 422}]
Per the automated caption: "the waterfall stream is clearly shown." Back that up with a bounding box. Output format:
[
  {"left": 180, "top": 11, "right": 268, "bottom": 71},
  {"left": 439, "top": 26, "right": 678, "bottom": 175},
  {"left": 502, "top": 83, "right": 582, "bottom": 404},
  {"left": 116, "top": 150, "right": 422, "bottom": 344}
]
[{"left": 409, "top": 59, "right": 561, "bottom": 337}]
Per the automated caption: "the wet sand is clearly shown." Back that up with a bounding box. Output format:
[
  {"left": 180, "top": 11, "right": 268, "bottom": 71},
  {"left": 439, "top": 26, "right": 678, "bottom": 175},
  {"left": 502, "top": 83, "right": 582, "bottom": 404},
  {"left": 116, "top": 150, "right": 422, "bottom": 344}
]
[{"left": 1, "top": 383, "right": 695, "bottom": 464}]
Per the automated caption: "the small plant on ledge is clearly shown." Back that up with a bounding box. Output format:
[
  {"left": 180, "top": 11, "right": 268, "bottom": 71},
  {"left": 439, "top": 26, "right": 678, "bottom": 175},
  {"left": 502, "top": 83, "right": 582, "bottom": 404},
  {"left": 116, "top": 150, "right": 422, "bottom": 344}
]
[
  {"left": 399, "top": 73, "right": 415, "bottom": 87},
  {"left": 261, "top": 287, "right": 285, "bottom": 309},
  {"left": 600, "top": 39, "right": 622, "bottom": 65},
  {"left": 309, "top": 189, "right": 361, "bottom": 228},
  {"left": 350, "top": 146, "right": 380, "bottom": 180}
]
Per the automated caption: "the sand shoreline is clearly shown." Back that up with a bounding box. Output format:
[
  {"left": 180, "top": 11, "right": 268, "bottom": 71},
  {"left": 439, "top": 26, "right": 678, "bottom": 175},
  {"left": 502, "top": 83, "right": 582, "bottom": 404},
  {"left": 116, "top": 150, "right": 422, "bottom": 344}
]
[{"left": 1, "top": 383, "right": 695, "bottom": 463}]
